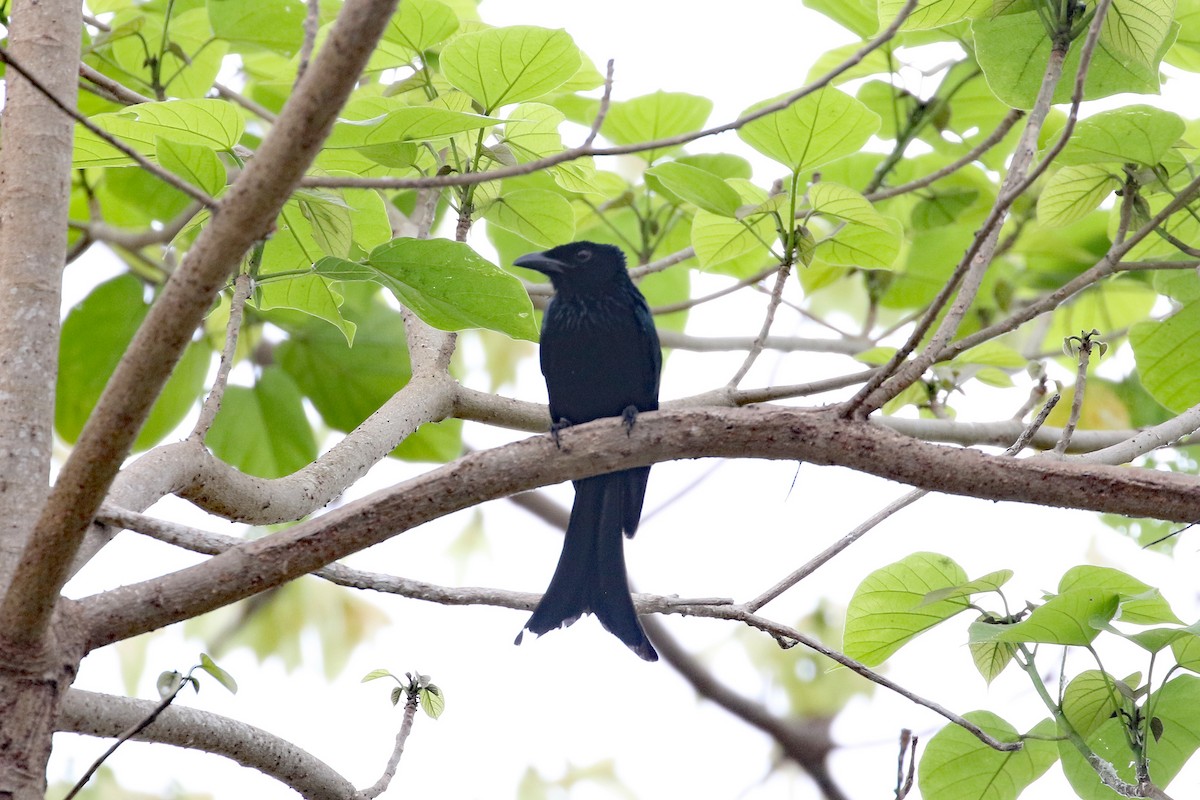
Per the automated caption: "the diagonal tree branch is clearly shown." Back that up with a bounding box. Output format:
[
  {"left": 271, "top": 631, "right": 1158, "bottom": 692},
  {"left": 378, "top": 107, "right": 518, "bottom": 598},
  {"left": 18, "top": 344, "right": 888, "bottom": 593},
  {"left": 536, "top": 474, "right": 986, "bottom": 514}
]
[
  {"left": 0, "top": 0, "right": 403, "bottom": 651},
  {"left": 79, "top": 405, "right": 1200, "bottom": 650}
]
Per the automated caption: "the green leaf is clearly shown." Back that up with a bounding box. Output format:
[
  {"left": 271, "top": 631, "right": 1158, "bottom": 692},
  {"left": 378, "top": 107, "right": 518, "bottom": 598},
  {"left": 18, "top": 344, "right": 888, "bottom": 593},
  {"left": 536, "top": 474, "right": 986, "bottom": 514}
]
[
  {"left": 362, "top": 668, "right": 394, "bottom": 682},
  {"left": 362, "top": 239, "right": 539, "bottom": 340},
  {"left": 1062, "top": 670, "right": 1122, "bottom": 739},
  {"left": 1058, "top": 565, "right": 1182, "bottom": 625},
  {"left": 969, "top": 637, "right": 1017, "bottom": 684},
  {"left": 73, "top": 100, "right": 245, "bottom": 167},
  {"left": 1037, "top": 165, "right": 1121, "bottom": 228},
  {"left": 257, "top": 188, "right": 391, "bottom": 343},
  {"left": 380, "top": 0, "right": 460, "bottom": 62},
  {"left": 155, "top": 137, "right": 227, "bottom": 197},
  {"left": 601, "top": 91, "right": 713, "bottom": 162},
  {"left": 207, "top": 0, "right": 305, "bottom": 55},
  {"left": 970, "top": 589, "right": 1120, "bottom": 646},
  {"left": 500, "top": 102, "right": 566, "bottom": 161},
  {"left": 675, "top": 153, "right": 753, "bottom": 180},
  {"left": 974, "top": 11, "right": 1177, "bottom": 109},
  {"left": 738, "top": 88, "right": 880, "bottom": 170},
  {"left": 1102, "top": 0, "right": 1178, "bottom": 69},
  {"left": 480, "top": 189, "right": 575, "bottom": 247},
  {"left": 843, "top": 552, "right": 970, "bottom": 666},
  {"left": 919, "top": 713, "right": 1058, "bottom": 800},
  {"left": 102, "top": 7, "right": 228, "bottom": 100},
  {"left": 441, "top": 26, "right": 581, "bottom": 112},
  {"left": 1173, "top": 633, "right": 1200, "bottom": 672},
  {"left": 806, "top": 181, "right": 907, "bottom": 268},
  {"left": 820, "top": 215, "right": 903, "bottom": 270},
  {"left": 644, "top": 162, "right": 741, "bottom": 216},
  {"left": 1131, "top": 301, "right": 1200, "bottom": 412},
  {"left": 1167, "top": 0, "right": 1200, "bottom": 71},
  {"left": 922, "top": 569, "right": 1015, "bottom": 605},
  {"left": 952, "top": 343, "right": 1026, "bottom": 369},
  {"left": 1061, "top": 675, "right": 1200, "bottom": 797},
  {"left": 690, "top": 180, "right": 779, "bottom": 273},
  {"left": 878, "top": 0, "right": 992, "bottom": 30},
  {"left": 802, "top": 0, "right": 877, "bottom": 37},
  {"left": 327, "top": 104, "right": 497, "bottom": 149},
  {"left": 198, "top": 653, "right": 238, "bottom": 694},
  {"left": 206, "top": 367, "right": 317, "bottom": 479},
  {"left": 136, "top": 335, "right": 212, "bottom": 451},
  {"left": 420, "top": 685, "right": 446, "bottom": 719},
  {"left": 275, "top": 295, "right": 411, "bottom": 432},
  {"left": 56, "top": 275, "right": 211, "bottom": 450},
  {"left": 1059, "top": 105, "right": 1186, "bottom": 166},
  {"left": 808, "top": 182, "right": 879, "bottom": 225}
]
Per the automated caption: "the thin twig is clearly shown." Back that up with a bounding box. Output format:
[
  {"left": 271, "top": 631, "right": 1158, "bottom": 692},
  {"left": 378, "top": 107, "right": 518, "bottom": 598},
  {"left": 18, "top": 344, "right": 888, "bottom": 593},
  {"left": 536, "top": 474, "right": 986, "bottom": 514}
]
[
  {"left": 747, "top": 391, "right": 1062, "bottom": 613},
  {"left": 0, "top": 46, "right": 218, "bottom": 208},
  {"left": 296, "top": 0, "right": 321, "bottom": 83},
  {"left": 582, "top": 59, "right": 615, "bottom": 148},
  {"left": 747, "top": 488, "right": 927, "bottom": 613},
  {"left": 69, "top": 202, "right": 202, "bottom": 250},
  {"left": 1054, "top": 332, "right": 1101, "bottom": 455},
  {"left": 866, "top": 110, "right": 1024, "bottom": 202},
  {"left": 300, "top": 0, "right": 922, "bottom": 192},
  {"left": 215, "top": 82, "right": 278, "bottom": 123},
  {"left": 79, "top": 62, "right": 153, "bottom": 104},
  {"left": 727, "top": 263, "right": 790, "bottom": 387},
  {"left": 651, "top": 263, "right": 781, "bottom": 315},
  {"left": 101, "top": 498, "right": 1015, "bottom": 754},
  {"left": 190, "top": 273, "right": 254, "bottom": 441},
  {"left": 360, "top": 691, "right": 420, "bottom": 799},
  {"left": 845, "top": 0, "right": 1114, "bottom": 417},
  {"left": 63, "top": 675, "right": 194, "bottom": 800}
]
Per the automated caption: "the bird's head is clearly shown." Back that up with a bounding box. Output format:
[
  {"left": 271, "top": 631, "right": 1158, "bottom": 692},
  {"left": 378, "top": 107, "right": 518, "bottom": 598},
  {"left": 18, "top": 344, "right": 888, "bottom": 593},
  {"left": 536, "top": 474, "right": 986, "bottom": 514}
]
[{"left": 514, "top": 241, "right": 628, "bottom": 292}]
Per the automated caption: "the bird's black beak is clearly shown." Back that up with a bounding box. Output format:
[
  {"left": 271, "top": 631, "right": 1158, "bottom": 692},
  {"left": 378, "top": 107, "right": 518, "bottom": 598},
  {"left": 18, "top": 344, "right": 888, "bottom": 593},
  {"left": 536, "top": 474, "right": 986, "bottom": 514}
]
[{"left": 513, "top": 251, "right": 565, "bottom": 275}]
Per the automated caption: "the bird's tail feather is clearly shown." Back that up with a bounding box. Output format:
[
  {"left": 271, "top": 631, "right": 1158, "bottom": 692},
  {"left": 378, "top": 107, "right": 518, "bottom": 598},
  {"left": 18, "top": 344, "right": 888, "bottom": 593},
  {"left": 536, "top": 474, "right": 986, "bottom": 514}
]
[{"left": 519, "top": 473, "right": 658, "bottom": 661}]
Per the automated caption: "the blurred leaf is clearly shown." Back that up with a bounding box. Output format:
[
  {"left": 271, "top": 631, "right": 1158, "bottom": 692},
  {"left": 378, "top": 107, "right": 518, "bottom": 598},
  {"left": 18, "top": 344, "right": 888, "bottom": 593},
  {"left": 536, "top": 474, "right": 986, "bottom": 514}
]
[
  {"left": 207, "top": 0, "right": 306, "bottom": 55},
  {"left": 198, "top": 653, "right": 238, "bottom": 694},
  {"left": 206, "top": 367, "right": 317, "bottom": 479},
  {"left": 57, "top": 275, "right": 211, "bottom": 450}
]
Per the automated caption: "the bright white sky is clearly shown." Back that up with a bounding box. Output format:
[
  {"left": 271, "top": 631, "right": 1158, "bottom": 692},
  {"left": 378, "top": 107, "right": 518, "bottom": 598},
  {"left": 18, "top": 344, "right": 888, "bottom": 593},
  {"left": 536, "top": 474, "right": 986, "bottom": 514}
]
[{"left": 53, "top": 2, "right": 1200, "bottom": 799}]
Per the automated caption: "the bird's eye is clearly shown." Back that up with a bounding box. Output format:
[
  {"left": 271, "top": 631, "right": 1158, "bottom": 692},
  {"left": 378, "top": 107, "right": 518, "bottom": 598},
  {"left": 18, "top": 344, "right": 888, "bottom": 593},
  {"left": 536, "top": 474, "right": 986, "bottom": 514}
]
[{"left": 576, "top": 249, "right": 592, "bottom": 263}]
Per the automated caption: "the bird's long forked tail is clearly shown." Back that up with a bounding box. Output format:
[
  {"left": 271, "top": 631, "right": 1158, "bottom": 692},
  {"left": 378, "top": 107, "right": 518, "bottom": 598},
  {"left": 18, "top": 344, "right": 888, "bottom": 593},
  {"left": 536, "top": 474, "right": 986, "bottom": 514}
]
[{"left": 517, "top": 472, "right": 658, "bottom": 661}]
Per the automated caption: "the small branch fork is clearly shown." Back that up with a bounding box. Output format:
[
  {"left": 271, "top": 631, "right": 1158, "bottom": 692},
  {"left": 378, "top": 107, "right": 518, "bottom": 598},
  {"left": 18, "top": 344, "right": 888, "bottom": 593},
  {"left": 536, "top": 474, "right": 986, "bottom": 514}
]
[
  {"left": 844, "top": 0, "right": 1116, "bottom": 417},
  {"left": 301, "top": 0, "right": 923, "bottom": 192}
]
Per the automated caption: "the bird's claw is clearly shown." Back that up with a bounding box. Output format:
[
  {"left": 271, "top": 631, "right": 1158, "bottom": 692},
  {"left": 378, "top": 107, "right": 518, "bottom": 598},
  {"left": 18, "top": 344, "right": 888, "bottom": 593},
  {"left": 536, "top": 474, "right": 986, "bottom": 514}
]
[
  {"left": 621, "top": 405, "right": 639, "bottom": 435},
  {"left": 550, "top": 418, "right": 573, "bottom": 449}
]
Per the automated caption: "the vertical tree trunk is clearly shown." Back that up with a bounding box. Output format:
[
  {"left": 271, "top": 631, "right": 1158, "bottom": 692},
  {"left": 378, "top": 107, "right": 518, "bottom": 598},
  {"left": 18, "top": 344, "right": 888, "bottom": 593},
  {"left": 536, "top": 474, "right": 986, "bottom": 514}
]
[{"left": 0, "top": 0, "right": 83, "bottom": 796}]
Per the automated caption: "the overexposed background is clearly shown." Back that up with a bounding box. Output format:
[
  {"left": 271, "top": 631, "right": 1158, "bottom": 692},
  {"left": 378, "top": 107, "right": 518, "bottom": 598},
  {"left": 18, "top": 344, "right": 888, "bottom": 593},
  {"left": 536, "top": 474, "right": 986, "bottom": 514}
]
[{"left": 52, "top": 2, "right": 1200, "bottom": 798}]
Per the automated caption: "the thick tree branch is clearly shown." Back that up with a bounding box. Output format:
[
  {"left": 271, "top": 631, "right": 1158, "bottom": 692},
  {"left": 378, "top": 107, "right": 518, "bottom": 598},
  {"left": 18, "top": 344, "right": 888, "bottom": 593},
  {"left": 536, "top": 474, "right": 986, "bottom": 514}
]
[
  {"left": 57, "top": 689, "right": 360, "bottom": 800},
  {"left": 0, "top": 0, "right": 403, "bottom": 651},
  {"left": 80, "top": 405, "right": 1200, "bottom": 650}
]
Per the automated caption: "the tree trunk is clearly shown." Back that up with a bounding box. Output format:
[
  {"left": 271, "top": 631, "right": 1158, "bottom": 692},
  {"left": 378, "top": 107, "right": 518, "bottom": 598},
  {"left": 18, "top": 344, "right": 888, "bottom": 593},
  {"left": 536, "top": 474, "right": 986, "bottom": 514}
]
[{"left": 0, "top": 0, "right": 83, "bottom": 794}]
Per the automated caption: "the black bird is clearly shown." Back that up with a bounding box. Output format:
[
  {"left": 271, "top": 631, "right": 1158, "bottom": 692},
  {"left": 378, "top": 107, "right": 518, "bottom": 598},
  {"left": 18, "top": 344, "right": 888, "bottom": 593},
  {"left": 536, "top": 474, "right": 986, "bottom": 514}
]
[{"left": 513, "top": 241, "right": 661, "bottom": 661}]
